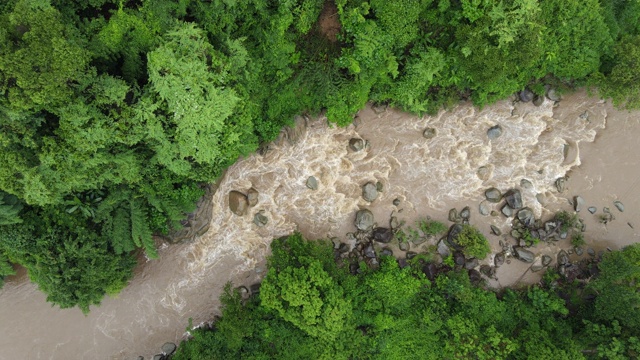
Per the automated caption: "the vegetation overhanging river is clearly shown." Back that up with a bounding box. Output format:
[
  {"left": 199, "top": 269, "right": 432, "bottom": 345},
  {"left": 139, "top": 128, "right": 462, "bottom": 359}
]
[{"left": 0, "top": 90, "right": 639, "bottom": 359}]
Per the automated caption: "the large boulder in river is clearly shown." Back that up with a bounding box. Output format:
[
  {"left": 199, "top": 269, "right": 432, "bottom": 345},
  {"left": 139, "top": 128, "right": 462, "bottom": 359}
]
[
  {"left": 161, "top": 342, "right": 177, "bottom": 356},
  {"left": 247, "top": 188, "right": 259, "bottom": 207},
  {"left": 487, "top": 125, "right": 503, "bottom": 140},
  {"left": 355, "top": 209, "right": 374, "bottom": 231},
  {"left": 515, "top": 247, "right": 535, "bottom": 263},
  {"left": 362, "top": 182, "right": 378, "bottom": 202},
  {"left": 446, "top": 224, "right": 464, "bottom": 249},
  {"left": 517, "top": 207, "right": 534, "bottom": 226},
  {"left": 519, "top": 89, "right": 534, "bottom": 102},
  {"left": 372, "top": 227, "right": 393, "bottom": 243},
  {"left": 485, "top": 188, "right": 502, "bottom": 203},
  {"left": 504, "top": 189, "right": 523, "bottom": 209},
  {"left": 228, "top": 191, "right": 248, "bottom": 216}
]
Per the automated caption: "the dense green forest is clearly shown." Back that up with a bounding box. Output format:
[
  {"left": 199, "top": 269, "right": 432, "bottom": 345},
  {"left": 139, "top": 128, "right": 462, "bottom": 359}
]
[
  {"left": 173, "top": 234, "right": 640, "bottom": 359},
  {"left": 1, "top": 0, "right": 640, "bottom": 311}
]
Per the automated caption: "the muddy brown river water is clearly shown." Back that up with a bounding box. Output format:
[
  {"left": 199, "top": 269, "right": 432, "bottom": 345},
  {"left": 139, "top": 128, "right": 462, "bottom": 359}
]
[{"left": 0, "top": 90, "right": 638, "bottom": 359}]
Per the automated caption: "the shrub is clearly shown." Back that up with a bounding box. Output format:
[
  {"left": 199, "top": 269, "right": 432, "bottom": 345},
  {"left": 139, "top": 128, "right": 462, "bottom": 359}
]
[{"left": 456, "top": 225, "right": 491, "bottom": 259}]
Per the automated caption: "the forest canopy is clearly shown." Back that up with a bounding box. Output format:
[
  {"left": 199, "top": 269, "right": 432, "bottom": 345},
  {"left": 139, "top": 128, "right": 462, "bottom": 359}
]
[{"left": 0, "top": 0, "right": 639, "bottom": 311}]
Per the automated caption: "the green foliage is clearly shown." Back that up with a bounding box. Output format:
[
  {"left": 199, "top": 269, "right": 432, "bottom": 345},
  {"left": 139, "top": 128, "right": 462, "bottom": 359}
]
[
  {"left": 571, "top": 233, "right": 586, "bottom": 248},
  {"left": 0, "top": 191, "right": 22, "bottom": 225},
  {"left": 555, "top": 211, "right": 581, "bottom": 233},
  {"left": 456, "top": 225, "right": 491, "bottom": 259},
  {"left": 418, "top": 219, "right": 447, "bottom": 236},
  {"left": 598, "top": 35, "right": 640, "bottom": 109},
  {"left": 0, "top": 251, "right": 15, "bottom": 288}
]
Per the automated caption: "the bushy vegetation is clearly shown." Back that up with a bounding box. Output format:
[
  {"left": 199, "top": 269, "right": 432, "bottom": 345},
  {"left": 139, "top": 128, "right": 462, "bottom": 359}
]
[
  {"left": 0, "top": 0, "right": 638, "bottom": 311},
  {"left": 456, "top": 224, "right": 491, "bottom": 259},
  {"left": 174, "top": 234, "right": 640, "bottom": 359}
]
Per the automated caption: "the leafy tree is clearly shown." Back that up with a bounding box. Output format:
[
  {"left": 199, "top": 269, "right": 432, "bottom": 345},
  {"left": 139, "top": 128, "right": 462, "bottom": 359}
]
[
  {"left": 597, "top": 35, "right": 640, "bottom": 109},
  {"left": 456, "top": 225, "right": 491, "bottom": 259}
]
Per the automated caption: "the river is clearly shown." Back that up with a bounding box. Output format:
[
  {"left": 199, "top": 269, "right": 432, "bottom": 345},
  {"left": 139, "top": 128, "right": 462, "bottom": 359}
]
[{"left": 0, "top": 90, "right": 638, "bottom": 359}]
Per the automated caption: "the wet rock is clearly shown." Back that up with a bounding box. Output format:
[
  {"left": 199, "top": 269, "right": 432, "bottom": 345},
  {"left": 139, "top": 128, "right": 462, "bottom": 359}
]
[
  {"left": 555, "top": 177, "right": 566, "bottom": 193},
  {"left": 363, "top": 243, "right": 376, "bottom": 258},
  {"left": 485, "top": 188, "right": 502, "bottom": 203},
  {"left": 437, "top": 239, "right": 451, "bottom": 258},
  {"left": 411, "top": 237, "right": 427, "bottom": 245},
  {"left": 397, "top": 258, "right": 408, "bottom": 268},
  {"left": 376, "top": 181, "right": 384, "bottom": 193},
  {"left": 477, "top": 166, "right": 492, "bottom": 181},
  {"left": 228, "top": 191, "right": 248, "bottom": 216},
  {"left": 588, "top": 206, "right": 597, "bottom": 214},
  {"left": 519, "top": 88, "right": 534, "bottom": 102},
  {"left": 557, "top": 250, "right": 569, "bottom": 266},
  {"left": 574, "top": 196, "right": 585, "bottom": 212},
  {"left": 162, "top": 342, "right": 177, "bottom": 356},
  {"left": 487, "top": 125, "right": 503, "bottom": 140},
  {"left": 532, "top": 95, "right": 544, "bottom": 106},
  {"left": 515, "top": 248, "right": 535, "bottom": 263},
  {"left": 355, "top": 209, "right": 374, "bottom": 231},
  {"left": 448, "top": 208, "right": 459, "bottom": 222},
  {"left": 587, "top": 248, "right": 595, "bottom": 256},
  {"left": 306, "top": 176, "right": 318, "bottom": 190},
  {"left": 542, "top": 255, "right": 552, "bottom": 267},
  {"left": 490, "top": 225, "right": 502, "bottom": 236},
  {"left": 453, "top": 252, "right": 466, "bottom": 266},
  {"left": 575, "top": 247, "right": 584, "bottom": 256},
  {"left": 510, "top": 229, "right": 521, "bottom": 239},
  {"left": 460, "top": 206, "right": 471, "bottom": 220},
  {"left": 520, "top": 179, "right": 533, "bottom": 189},
  {"left": 544, "top": 221, "right": 558, "bottom": 233},
  {"left": 480, "top": 265, "right": 496, "bottom": 278},
  {"left": 253, "top": 212, "right": 268, "bottom": 227},
  {"left": 349, "top": 138, "right": 365, "bottom": 152},
  {"left": 372, "top": 227, "right": 393, "bottom": 243},
  {"left": 236, "top": 286, "right": 250, "bottom": 300},
  {"left": 501, "top": 204, "right": 514, "bottom": 217},
  {"left": 531, "top": 263, "right": 544, "bottom": 272},
  {"left": 494, "top": 252, "right": 505, "bottom": 267},
  {"left": 406, "top": 251, "right": 417, "bottom": 260},
  {"left": 559, "top": 231, "right": 568, "bottom": 239},
  {"left": 153, "top": 355, "right": 165, "bottom": 360},
  {"left": 423, "top": 127, "right": 437, "bottom": 139},
  {"left": 468, "top": 269, "right": 482, "bottom": 284},
  {"left": 380, "top": 247, "right": 393, "bottom": 257},
  {"left": 247, "top": 188, "right": 259, "bottom": 207},
  {"left": 399, "top": 241, "right": 410, "bottom": 251},
  {"left": 614, "top": 201, "right": 624, "bottom": 212},
  {"left": 517, "top": 207, "right": 534, "bottom": 226},
  {"left": 393, "top": 198, "right": 401, "bottom": 206},
  {"left": 373, "top": 103, "right": 388, "bottom": 114},
  {"left": 504, "top": 189, "right": 523, "bottom": 209},
  {"left": 546, "top": 88, "right": 561, "bottom": 102},
  {"left": 338, "top": 243, "right": 350, "bottom": 254},
  {"left": 390, "top": 216, "right": 399, "bottom": 229},
  {"left": 479, "top": 201, "right": 490, "bottom": 216},
  {"left": 465, "top": 257, "right": 479, "bottom": 269},
  {"left": 423, "top": 263, "right": 438, "bottom": 280},
  {"left": 362, "top": 182, "right": 378, "bottom": 202},
  {"left": 447, "top": 224, "right": 464, "bottom": 249}
]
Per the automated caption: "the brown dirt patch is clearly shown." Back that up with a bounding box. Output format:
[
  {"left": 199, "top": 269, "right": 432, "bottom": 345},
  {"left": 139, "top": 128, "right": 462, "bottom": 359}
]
[{"left": 318, "top": 1, "right": 340, "bottom": 43}]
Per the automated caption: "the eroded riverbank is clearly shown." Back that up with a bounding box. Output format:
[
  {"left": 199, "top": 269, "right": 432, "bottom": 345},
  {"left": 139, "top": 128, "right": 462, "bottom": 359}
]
[{"left": 0, "top": 90, "right": 638, "bottom": 359}]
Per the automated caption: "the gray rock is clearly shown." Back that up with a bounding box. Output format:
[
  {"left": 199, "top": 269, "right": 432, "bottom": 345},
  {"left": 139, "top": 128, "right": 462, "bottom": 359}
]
[
  {"left": 542, "top": 255, "right": 552, "bottom": 266},
  {"left": 490, "top": 225, "right": 502, "bottom": 236},
  {"left": 501, "top": 204, "right": 514, "bottom": 217},
  {"left": 575, "top": 247, "right": 584, "bottom": 256},
  {"left": 399, "top": 241, "right": 410, "bottom": 251},
  {"left": 614, "top": 201, "right": 624, "bottom": 212},
  {"left": 406, "top": 252, "right": 417, "bottom": 260},
  {"left": 153, "top": 355, "right": 165, "bottom": 360},
  {"left": 480, "top": 264, "right": 496, "bottom": 278},
  {"left": 588, "top": 206, "right": 597, "bottom": 214},
  {"left": 447, "top": 224, "right": 464, "bottom": 249},
  {"left": 520, "top": 179, "right": 533, "bottom": 189},
  {"left": 372, "top": 227, "right": 393, "bottom": 243},
  {"left": 390, "top": 216, "right": 399, "bottom": 229},
  {"left": 236, "top": 286, "right": 250, "bottom": 299},
  {"left": 574, "top": 196, "right": 585, "bottom": 212},
  {"left": 510, "top": 229, "right": 521, "bottom": 238},
  {"left": 465, "top": 258, "right": 479, "bottom": 270},
  {"left": 531, "top": 264, "right": 544, "bottom": 272},
  {"left": 559, "top": 231, "right": 568, "bottom": 239},
  {"left": 306, "top": 176, "right": 318, "bottom": 190},
  {"left": 253, "top": 212, "right": 268, "bottom": 227},
  {"left": 338, "top": 243, "right": 350, "bottom": 254},
  {"left": 519, "top": 89, "right": 534, "bottom": 102},
  {"left": 504, "top": 189, "right": 523, "bottom": 209},
  {"left": 454, "top": 252, "right": 466, "bottom": 266},
  {"left": 477, "top": 166, "right": 492, "bottom": 181},
  {"left": 162, "top": 342, "right": 177, "bottom": 356},
  {"left": 532, "top": 95, "right": 544, "bottom": 106},
  {"left": 393, "top": 198, "right": 401, "bottom": 206},
  {"left": 515, "top": 248, "right": 535, "bottom": 263},
  {"left": 355, "top": 209, "right": 374, "bottom": 231},
  {"left": 423, "top": 127, "right": 437, "bottom": 139},
  {"left": 587, "top": 248, "right": 595, "bottom": 256},
  {"left": 555, "top": 177, "right": 566, "bottom": 193},
  {"left": 487, "top": 125, "right": 503, "bottom": 140},
  {"left": 494, "top": 252, "right": 505, "bottom": 267},
  {"left": 546, "top": 88, "right": 561, "bottom": 101},
  {"left": 437, "top": 239, "right": 451, "bottom": 257},
  {"left": 362, "top": 182, "right": 378, "bottom": 202},
  {"left": 479, "top": 201, "right": 490, "bottom": 216},
  {"left": 380, "top": 247, "right": 393, "bottom": 257},
  {"left": 228, "top": 191, "right": 248, "bottom": 216},
  {"left": 485, "top": 188, "right": 502, "bottom": 203},
  {"left": 557, "top": 250, "right": 569, "bottom": 266},
  {"left": 448, "top": 208, "right": 458, "bottom": 222},
  {"left": 247, "top": 188, "right": 259, "bottom": 207},
  {"left": 544, "top": 221, "right": 558, "bottom": 233},
  {"left": 363, "top": 243, "right": 376, "bottom": 258},
  {"left": 460, "top": 206, "right": 471, "bottom": 220},
  {"left": 349, "top": 138, "right": 364, "bottom": 151},
  {"left": 517, "top": 207, "right": 534, "bottom": 226}
]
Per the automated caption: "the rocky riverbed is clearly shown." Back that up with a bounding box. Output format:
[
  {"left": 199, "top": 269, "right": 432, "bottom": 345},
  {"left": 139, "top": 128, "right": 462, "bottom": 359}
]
[{"left": 0, "top": 90, "right": 638, "bottom": 359}]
